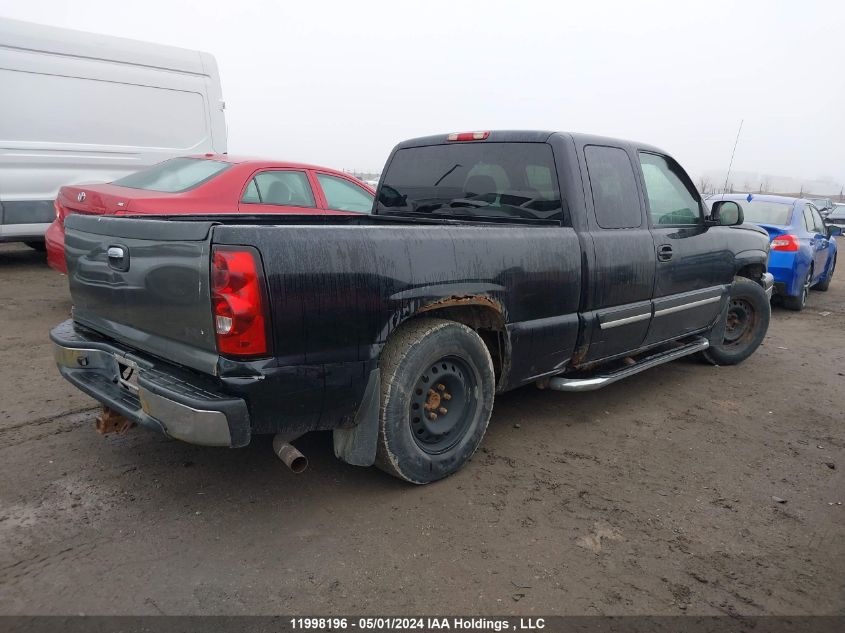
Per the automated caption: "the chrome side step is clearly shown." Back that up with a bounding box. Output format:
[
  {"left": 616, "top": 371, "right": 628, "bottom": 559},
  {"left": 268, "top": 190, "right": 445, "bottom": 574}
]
[{"left": 543, "top": 337, "right": 709, "bottom": 392}]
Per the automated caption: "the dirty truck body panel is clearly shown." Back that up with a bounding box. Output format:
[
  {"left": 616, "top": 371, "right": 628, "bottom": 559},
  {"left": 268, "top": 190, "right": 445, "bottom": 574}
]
[{"left": 52, "top": 130, "right": 770, "bottom": 457}]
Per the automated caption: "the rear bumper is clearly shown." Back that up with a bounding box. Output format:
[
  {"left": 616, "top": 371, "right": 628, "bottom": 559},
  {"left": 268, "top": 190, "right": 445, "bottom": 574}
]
[
  {"left": 0, "top": 222, "right": 50, "bottom": 242},
  {"left": 50, "top": 319, "right": 250, "bottom": 447},
  {"left": 767, "top": 251, "right": 803, "bottom": 297},
  {"left": 45, "top": 220, "right": 67, "bottom": 273}
]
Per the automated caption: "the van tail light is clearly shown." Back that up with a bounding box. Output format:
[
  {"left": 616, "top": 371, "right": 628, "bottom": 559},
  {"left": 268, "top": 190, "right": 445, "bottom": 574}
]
[
  {"left": 771, "top": 234, "right": 799, "bottom": 251},
  {"left": 211, "top": 247, "right": 269, "bottom": 357}
]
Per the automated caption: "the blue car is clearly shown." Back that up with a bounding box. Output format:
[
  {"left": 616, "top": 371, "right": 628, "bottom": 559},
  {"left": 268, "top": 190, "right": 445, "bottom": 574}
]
[{"left": 707, "top": 194, "right": 839, "bottom": 310}]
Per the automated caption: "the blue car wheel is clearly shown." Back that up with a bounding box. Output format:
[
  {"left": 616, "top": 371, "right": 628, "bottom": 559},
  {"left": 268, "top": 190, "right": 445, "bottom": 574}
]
[{"left": 783, "top": 268, "right": 812, "bottom": 311}]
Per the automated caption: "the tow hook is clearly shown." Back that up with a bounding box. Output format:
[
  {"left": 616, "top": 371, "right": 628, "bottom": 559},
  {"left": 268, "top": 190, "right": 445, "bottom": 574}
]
[
  {"left": 272, "top": 433, "right": 308, "bottom": 474},
  {"left": 95, "top": 407, "right": 135, "bottom": 434}
]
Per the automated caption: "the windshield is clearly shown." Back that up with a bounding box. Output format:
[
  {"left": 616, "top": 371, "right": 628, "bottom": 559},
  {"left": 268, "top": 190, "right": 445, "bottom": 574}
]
[
  {"left": 377, "top": 142, "right": 562, "bottom": 222},
  {"left": 737, "top": 200, "right": 793, "bottom": 225},
  {"left": 112, "top": 158, "right": 230, "bottom": 193}
]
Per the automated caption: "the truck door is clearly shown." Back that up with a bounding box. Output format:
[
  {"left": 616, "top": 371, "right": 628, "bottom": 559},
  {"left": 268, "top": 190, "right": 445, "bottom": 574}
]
[
  {"left": 580, "top": 144, "right": 655, "bottom": 362},
  {"left": 638, "top": 152, "right": 734, "bottom": 345}
]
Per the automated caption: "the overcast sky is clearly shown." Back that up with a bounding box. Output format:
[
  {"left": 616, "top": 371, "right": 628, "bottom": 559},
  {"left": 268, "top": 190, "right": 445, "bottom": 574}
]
[{"left": 2, "top": 0, "right": 843, "bottom": 184}]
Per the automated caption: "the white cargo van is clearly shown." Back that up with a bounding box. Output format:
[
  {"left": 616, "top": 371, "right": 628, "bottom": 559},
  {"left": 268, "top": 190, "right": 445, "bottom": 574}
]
[{"left": 0, "top": 18, "right": 226, "bottom": 247}]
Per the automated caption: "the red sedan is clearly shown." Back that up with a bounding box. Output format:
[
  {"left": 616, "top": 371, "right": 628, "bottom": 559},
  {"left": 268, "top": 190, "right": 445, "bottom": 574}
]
[{"left": 46, "top": 155, "right": 375, "bottom": 273}]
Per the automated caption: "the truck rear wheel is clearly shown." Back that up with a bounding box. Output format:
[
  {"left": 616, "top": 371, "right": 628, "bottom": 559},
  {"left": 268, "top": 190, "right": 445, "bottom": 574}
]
[
  {"left": 700, "top": 277, "right": 770, "bottom": 366},
  {"left": 375, "top": 318, "right": 495, "bottom": 484}
]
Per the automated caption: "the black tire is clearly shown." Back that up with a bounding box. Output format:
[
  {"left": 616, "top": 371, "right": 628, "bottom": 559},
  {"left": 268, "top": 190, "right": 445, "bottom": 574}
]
[
  {"left": 24, "top": 241, "right": 46, "bottom": 252},
  {"left": 375, "top": 318, "right": 495, "bottom": 484},
  {"left": 815, "top": 257, "right": 835, "bottom": 292},
  {"left": 782, "top": 267, "right": 812, "bottom": 311},
  {"left": 700, "top": 277, "right": 770, "bottom": 366}
]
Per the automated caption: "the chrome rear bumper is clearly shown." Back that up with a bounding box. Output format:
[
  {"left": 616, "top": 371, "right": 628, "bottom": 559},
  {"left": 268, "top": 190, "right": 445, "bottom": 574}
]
[{"left": 51, "top": 320, "right": 249, "bottom": 447}]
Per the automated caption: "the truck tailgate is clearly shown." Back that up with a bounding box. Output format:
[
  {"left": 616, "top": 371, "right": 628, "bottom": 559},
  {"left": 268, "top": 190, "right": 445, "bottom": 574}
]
[{"left": 64, "top": 214, "right": 219, "bottom": 375}]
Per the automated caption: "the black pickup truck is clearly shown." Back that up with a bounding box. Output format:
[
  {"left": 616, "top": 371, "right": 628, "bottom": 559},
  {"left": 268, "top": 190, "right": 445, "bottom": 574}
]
[{"left": 51, "top": 130, "right": 773, "bottom": 483}]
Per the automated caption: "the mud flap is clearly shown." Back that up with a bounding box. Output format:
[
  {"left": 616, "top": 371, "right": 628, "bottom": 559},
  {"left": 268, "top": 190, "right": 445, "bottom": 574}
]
[
  {"left": 333, "top": 368, "right": 380, "bottom": 467},
  {"left": 707, "top": 293, "right": 731, "bottom": 347}
]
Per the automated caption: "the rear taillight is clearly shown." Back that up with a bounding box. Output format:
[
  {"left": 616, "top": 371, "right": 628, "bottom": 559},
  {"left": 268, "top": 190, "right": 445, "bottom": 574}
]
[
  {"left": 211, "top": 247, "right": 268, "bottom": 356},
  {"left": 771, "top": 234, "right": 799, "bottom": 251},
  {"left": 54, "top": 200, "right": 68, "bottom": 223},
  {"left": 447, "top": 131, "right": 490, "bottom": 141}
]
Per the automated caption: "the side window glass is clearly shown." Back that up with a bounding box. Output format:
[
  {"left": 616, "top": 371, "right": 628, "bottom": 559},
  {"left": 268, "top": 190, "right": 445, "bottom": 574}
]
[
  {"left": 802, "top": 207, "right": 813, "bottom": 233},
  {"left": 638, "top": 153, "right": 702, "bottom": 226},
  {"left": 811, "top": 207, "right": 825, "bottom": 234},
  {"left": 584, "top": 145, "right": 642, "bottom": 229},
  {"left": 251, "top": 171, "right": 315, "bottom": 207},
  {"left": 241, "top": 179, "right": 260, "bottom": 203},
  {"left": 316, "top": 174, "right": 374, "bottom": 213}
]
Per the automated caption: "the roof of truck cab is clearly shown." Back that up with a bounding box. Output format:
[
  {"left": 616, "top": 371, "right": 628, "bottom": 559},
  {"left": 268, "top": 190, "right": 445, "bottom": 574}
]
[{"left": 394, "top": 130, "right": 668, "bottom": 155}]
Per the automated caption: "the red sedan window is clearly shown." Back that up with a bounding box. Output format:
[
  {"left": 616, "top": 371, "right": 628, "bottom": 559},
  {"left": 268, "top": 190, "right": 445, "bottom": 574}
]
[
  {"left": 112, "top": 158, "right": 230, "bottom": 192},
  {"left": 316, "top": 173, "right": 373, "bottom": 213},
  {"left": 242, "top": 171, "right": 316, "bottom": 208}
]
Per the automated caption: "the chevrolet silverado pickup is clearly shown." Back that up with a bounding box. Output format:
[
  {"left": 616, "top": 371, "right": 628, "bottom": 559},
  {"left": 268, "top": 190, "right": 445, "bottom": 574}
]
[{"left": 51, "top": 130, "right": 773, "bottom": 484}]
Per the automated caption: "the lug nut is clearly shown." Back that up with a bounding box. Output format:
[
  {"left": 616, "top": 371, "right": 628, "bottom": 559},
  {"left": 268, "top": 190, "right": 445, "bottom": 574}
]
[
  {"left": 428, "top": 412, "right": 438, "bottom": 421},
  {"left": 442, "top": 393, "right": 452, "bottom": 400},
  {"left": 438, "top": 407, "right": 448, "bottom": 415},
  {"left": 437, "top": 384, "right": 446, "bottom": 391}
]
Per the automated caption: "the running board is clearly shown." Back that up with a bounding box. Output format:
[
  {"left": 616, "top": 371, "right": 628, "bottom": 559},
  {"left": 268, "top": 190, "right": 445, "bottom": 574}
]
[{"left": 544, "top": 337, "right": 709, "bottom": 392}]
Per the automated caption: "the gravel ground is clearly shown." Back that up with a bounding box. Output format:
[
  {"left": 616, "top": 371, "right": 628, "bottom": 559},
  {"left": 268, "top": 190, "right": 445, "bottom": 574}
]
[{"left": 0, "top": 241, "right": 843, "bottom": 616}]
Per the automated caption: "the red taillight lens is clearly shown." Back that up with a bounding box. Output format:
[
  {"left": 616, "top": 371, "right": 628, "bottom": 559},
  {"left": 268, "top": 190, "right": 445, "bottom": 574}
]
[
  {"left": 54, "top": 200, "right": 69, "bottom": 224},
  {"left": 447, "top": 131, "right": 490, "bottom": 141},
  {"left": 771, "top": 234, "right": 799, "bottom": 251},
  {"left": 211, "top": 248, "right": 268, "bottom": 357}
]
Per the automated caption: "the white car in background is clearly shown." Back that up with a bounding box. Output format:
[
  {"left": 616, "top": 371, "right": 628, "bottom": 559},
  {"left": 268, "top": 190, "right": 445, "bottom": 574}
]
[{"left": 0, "top": 18, "right": 226, "bottom": 248}]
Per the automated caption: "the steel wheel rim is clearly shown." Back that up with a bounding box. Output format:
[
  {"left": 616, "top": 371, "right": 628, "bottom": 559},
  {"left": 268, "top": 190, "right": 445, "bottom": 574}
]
[
  {"left": 724, "top": 297, "right": 757, "bottom": 347},
  {"left": 409, "top": 355, "right": 478, "bottom": 454}
]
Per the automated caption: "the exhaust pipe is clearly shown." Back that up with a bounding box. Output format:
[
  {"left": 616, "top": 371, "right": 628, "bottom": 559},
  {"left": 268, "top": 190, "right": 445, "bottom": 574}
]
[{"left": 272, "top": 434, "right": 308, "bottom": 473}]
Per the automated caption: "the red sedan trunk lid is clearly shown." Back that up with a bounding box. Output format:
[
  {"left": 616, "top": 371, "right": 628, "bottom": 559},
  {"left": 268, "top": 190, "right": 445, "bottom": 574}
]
[{"left": 56, "top": 184, "right": 174, "bottom": 219}]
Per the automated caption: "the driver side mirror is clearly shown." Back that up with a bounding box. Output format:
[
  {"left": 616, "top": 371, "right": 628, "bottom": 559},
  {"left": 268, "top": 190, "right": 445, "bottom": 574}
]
[
  {"left": 827, "top": 224, "right": 842, "bottom": 238},
  {"left": 708, "top": 200, "right": 744, "bottom": 226}
]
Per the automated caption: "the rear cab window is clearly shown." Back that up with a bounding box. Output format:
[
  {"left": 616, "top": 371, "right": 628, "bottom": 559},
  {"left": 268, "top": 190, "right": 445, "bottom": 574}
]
[
  {"left": 376, "top": 142, "right": 562, "bottom": 223},
  {"left": 111, "top": 157, "right": 229, "bottom": 193},
  {"left": 584, "top": 145, "right": 642, "bottom": 229}
]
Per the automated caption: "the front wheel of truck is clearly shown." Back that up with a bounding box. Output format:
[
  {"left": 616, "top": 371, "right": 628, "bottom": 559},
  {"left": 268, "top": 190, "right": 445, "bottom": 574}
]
[
  {"left": 375, "top": 318, "right": 495, "bottom": 484},
  {"left": 700, "top": 277, "right": 770, "bottom": 366}
]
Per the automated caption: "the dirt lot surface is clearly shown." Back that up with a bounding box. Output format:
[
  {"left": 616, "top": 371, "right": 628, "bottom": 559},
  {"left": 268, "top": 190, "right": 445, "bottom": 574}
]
[{"left": 0, "top": 241, "right": 843, "bottom": 616}]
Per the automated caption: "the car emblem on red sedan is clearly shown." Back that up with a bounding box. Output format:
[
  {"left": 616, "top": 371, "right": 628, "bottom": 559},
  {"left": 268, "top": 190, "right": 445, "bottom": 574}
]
[{"left": 77, "top": 192, "right": 86, "bottom": 202}]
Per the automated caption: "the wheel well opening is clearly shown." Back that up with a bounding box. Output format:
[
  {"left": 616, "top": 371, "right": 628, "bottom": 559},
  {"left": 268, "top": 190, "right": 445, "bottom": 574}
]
[
  {"left": 737, "top": 263, "right": 765, "bottom": 282},
  {"left": 412, "top": 304, "right": 507, "bottom": 384}
]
